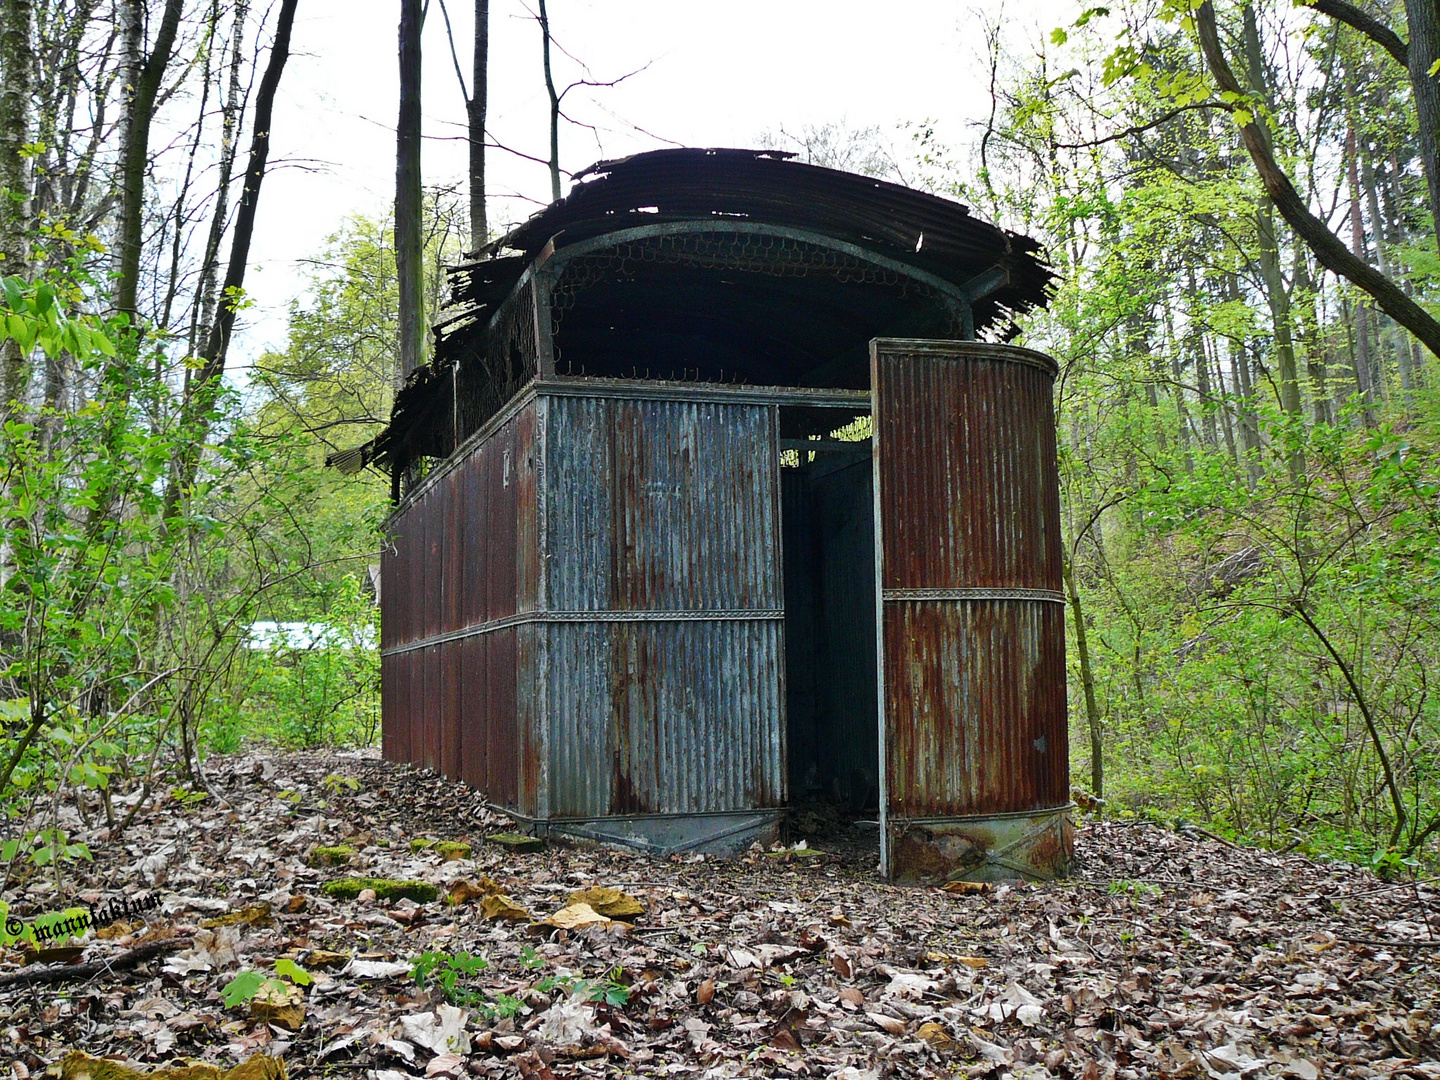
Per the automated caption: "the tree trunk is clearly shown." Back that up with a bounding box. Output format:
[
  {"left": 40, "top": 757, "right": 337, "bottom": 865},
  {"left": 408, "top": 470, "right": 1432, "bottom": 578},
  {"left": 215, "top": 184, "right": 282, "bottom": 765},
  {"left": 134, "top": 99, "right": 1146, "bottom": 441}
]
[
  {"left": 190, "top": 0, "right": 298, "bottom": 398},
  {"left": 1063, "top": 555, "right": 1104, "bottom": 798},
  {"left": 1165, "top": 303, "right": 1195, "bottom": 473},
  {"left": 165, "top": 0, "right": 298, "bottom": 513},
  {"left": 470, "top": 0, "right": 488, "bottom": 249},
  {"left": 0, "top": 0, "right": 33, "bottom": 414},
  {"left": 1225, "top": 274, "right": 1263, "bottom": 484},
  {"left": 187, "top": 0, "right": 250, "bottom": 362},
  {"left": 397, "top": 0, "right": 425, "bottom": 384},
  {"left": 1213, "top": 337, "right": 1238, "bottom": 464},
  {"left": 1346, "top": 128, "right": 1379, "bottom": 425},
  {"left": 113, "top": 0, "right": 184, "bottom": 323},
  {"left": 1360, "top": 147, "right": 1414, "bottom": 404},
  {"left": 1188, "top": 272, "right": 1218, "bottom": 448},
  {"left": 538, "top": 0, "right": 561, "bottom": 202},
  {"left": 1238, "top": 5, "right": 1304, "bottom": 475},
  {"left": 1291, "top": 243, "right": 1331, "bottom": 426},
  {"left": 1404, "top": 0, "right": 1440, "bottom": 246}
]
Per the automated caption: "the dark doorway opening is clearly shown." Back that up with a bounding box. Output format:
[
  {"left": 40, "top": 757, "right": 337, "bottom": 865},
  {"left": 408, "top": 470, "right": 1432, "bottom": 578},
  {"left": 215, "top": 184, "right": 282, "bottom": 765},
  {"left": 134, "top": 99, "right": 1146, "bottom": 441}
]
[{"left": 780, "top": 407, "right": 879, "bottom": 816}]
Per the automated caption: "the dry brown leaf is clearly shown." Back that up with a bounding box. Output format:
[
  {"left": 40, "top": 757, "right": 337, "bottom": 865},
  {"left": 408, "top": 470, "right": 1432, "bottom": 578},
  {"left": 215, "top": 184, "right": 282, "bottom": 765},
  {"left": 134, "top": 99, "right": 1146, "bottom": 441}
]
[
  {"left": 249, "top": 980, "right": 305, "bottom": 1031},
  {"left": 831, "top": 952, "right": 853, "bottom": 979},
  {"left": 838, "top": 986, "right": 865, "bottom": 1007},
  {"left": 567, "top": 886, "right": 645, "bottom": 920},
  {"left": 866, "top": 1011, "right": 906, "bottom": 1035},
  {"left": 954, "top": 956, "right": 988, "bottom": 968},
  {"left": 696, "top": 977, "right": 715, "bottom": 1004},
  {"left": 481, "top": 893, "right": 531, "bottom": 921}
]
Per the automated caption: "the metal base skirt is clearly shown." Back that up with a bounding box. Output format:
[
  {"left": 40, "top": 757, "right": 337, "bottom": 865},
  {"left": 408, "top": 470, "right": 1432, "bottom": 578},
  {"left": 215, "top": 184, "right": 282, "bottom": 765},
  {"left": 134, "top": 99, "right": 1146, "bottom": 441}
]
[
  {"left": 514, "top": 810, "right": 782, "bottom": 858},
  {"left": 888, "top": 804, "right": 1075, "bottom": 883}
]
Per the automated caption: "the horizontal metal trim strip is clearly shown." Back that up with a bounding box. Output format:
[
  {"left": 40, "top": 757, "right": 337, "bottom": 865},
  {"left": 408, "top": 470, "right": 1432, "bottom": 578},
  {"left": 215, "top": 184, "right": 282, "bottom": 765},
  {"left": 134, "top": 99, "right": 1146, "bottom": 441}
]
[
  {"left": 382, "top": 608, "right": 786, "bottom": 656},
  {"left": 512, "top": 808, "right": 785, "bottom": 826},
  {"left": 882, "top": 587, "right": 1065, "bottom": 604},
  {"left": 889, "top": 803, "right": 1077, "bottom": 827},
  {"left": 535, "top": 376, "right": 871, "bottom": 409}
]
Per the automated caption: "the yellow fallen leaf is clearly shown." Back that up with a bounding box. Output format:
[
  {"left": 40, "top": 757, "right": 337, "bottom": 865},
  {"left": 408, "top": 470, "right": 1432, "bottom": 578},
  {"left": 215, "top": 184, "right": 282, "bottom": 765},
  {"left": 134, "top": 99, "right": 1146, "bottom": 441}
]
[
  {"left": 448, "top": 877, "right": 503, "bottom": 905},
  {"left": 941, "top": 880, "right": 989, "bottom": 895},
  {"left": 50, "top": 1051, "right": 288, "bottom": 1080},
  {"left": 916, "top": 1021, "right": 957, "bottom": 1051},
  {"left": 954, "top": 956, "right": 988, "bottom": 968},
  {"left": 201, "top": 903, "right": 274, "bottom": 929},
  {"left": 566, "top": 886, "right": 644, "bottom": 920},
  {"left": 541, "top": 902, "right": 611, "bottom": 929},
  {"left": 480, "top": 893, "right": 530, "bottom": 921}
]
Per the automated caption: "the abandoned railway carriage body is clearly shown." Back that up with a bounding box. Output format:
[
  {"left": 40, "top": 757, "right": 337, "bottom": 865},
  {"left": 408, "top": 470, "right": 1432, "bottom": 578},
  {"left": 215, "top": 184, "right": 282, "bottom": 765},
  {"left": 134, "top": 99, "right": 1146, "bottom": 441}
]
[{"left": 365, "top": 149, "right": 1072, "bottom": 881}]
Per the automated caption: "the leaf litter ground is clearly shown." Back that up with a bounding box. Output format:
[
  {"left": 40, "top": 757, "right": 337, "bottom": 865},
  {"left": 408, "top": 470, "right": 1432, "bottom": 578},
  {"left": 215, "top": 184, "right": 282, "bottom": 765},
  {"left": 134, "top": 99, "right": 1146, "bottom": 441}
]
[{"left": 3, "top": 750, "right": 1438, "bottom": 1079}]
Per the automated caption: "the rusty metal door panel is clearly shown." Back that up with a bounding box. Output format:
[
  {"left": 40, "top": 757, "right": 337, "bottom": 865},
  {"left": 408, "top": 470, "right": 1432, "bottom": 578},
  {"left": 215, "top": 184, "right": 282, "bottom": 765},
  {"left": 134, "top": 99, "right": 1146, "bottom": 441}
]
[
  {"left": 536, "top": 388, "right": 784, "bottom": 833},
  {"left": 543, "top": 394, "right": 781, "bottom": 612},
  {"left": 408, "top": 505, "right": 425, "bottom": 656},
  {"left": 511, "top": 404, "right": 539, "bottom": 617},
  {"left": 380, "top": 514, "right": 403, "bottom": 651},
  {"left": 871, "top": 340, "right": 1070, "bottom": 882},
  {"left": 875, "top": 350, "right": 1061, "bottom": 592},
  {"left": 883, "top": 599, "right": 1066, "bottom": 815},
  {"left": 542, "top": 619, "right": 785, "bottom": 818},
  {"left": 404, "top": 646, "right": 421, "bottom": 766}
]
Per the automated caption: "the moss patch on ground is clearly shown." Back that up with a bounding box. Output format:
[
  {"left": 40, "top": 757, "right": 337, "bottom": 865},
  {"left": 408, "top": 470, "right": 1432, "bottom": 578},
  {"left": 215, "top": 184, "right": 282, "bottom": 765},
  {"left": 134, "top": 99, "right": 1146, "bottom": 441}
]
[
  {"left": 307, "top": 845, "right": 357, "bottom": 867},
  {"left": 433, "top": 840, "right": 472, "bottom": 860},
  {"left": 319, "top": 877, "right": 438, "bottom": 903}
]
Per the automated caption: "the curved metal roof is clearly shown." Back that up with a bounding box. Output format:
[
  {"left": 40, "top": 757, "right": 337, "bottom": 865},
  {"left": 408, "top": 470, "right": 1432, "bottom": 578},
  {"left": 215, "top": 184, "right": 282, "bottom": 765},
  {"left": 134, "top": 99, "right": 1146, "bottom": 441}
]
[
  {"left": 446, "top": 147, "right": 1051, "bottom": 330},
  {"left": 331, "top": 149, "right": 1054, "bottom": 481}
]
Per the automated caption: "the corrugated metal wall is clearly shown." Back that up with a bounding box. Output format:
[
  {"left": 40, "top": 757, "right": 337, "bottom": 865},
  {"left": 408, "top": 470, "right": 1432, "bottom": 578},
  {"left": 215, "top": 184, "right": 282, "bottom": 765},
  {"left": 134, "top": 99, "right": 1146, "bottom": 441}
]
[
  {"left": 871, "top": 340, "right": 1068, "bottom": 878},
  {"left": 539, "top": 393, "right": 786, "bottom": 820},
  {"left": 380, "top": 401, "right": 538, "bottom": 813}
]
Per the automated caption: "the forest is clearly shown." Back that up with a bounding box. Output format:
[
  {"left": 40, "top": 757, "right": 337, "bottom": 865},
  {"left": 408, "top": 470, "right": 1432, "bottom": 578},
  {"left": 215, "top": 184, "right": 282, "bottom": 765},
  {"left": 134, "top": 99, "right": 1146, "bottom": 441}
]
[
  {"left": 0, "top": 0, "right": 1437, "bottom": 880},
  {"left": 0, "top": 0, "right": 1439, "bottom": 1075}
]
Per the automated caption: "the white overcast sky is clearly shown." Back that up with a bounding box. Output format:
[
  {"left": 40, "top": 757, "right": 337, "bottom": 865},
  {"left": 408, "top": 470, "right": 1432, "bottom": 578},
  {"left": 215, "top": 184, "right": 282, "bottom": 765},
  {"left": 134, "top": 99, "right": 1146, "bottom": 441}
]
[{"left": 236, "top": 0, "right": 1073, "bottom": 361}]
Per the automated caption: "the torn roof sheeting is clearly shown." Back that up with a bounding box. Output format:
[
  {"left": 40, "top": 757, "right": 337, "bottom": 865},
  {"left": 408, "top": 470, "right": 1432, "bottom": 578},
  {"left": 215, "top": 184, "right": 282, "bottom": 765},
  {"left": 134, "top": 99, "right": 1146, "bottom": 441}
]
[
  {"left": 332, "top": 148, "right": 1054, "bottom": 482},
  {"left": 447, "top": 147, "right": 1052, "bottom": 331}
]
